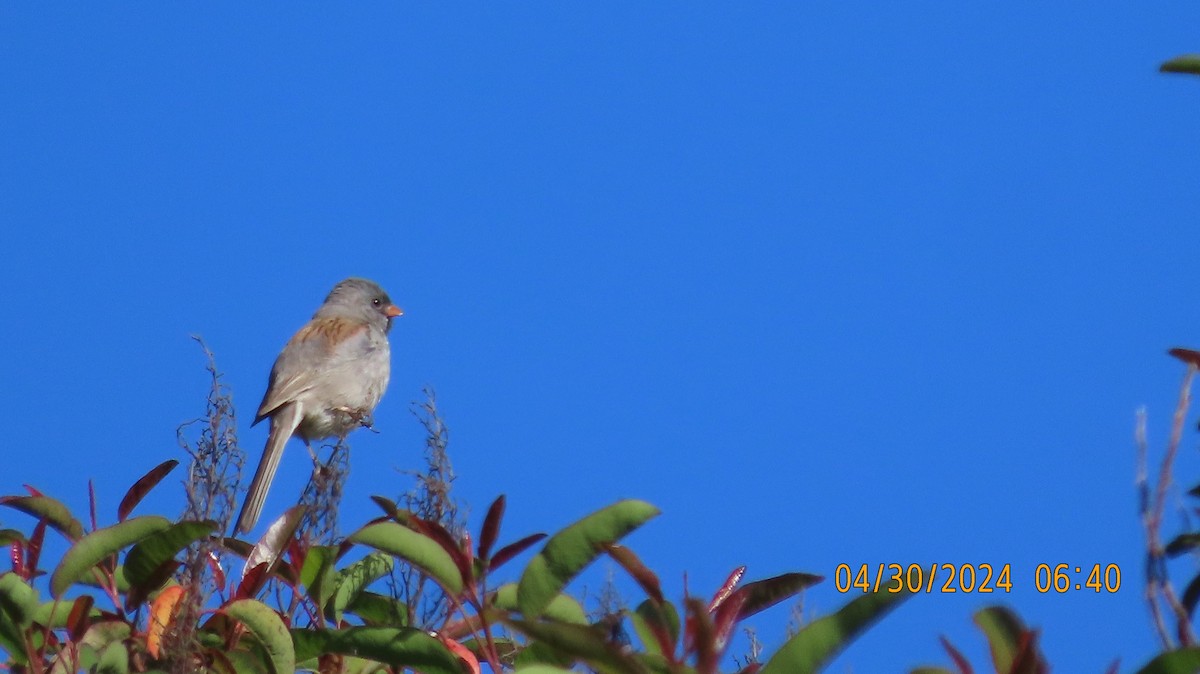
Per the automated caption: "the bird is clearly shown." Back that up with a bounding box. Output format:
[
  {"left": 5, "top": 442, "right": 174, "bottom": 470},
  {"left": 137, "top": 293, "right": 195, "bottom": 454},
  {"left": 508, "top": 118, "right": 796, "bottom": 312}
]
[{"left": 235, "top": 277, "right": 403, "bottom": 535}]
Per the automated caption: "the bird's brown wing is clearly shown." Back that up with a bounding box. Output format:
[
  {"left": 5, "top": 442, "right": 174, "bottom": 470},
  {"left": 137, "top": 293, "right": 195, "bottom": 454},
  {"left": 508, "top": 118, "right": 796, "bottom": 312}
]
[{"left": 254, "top": 317, "right": 370, "bottom": 424}]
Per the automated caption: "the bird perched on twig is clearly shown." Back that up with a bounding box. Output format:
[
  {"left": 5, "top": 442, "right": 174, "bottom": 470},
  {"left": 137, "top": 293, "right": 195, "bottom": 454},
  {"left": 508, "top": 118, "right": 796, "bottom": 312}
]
[{"left": 235, "top": 277, "right": 403, "bottom": 535}]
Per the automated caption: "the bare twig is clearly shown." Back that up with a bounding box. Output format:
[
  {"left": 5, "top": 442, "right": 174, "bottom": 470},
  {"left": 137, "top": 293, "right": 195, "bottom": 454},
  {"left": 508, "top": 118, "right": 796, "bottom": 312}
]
[
  {"left": 393, "top": 387, "right": 467, "bottom": 630},
  {"left": 1136, "top": 407, "right": 1171, "bottom": 648},
  {"left": 298, "top": 440, "right": 351, "bottom": 546},
  {"left": 1141, "top": 351, "right": 1200, "bottom": 648},
  {"left": 173, "top": 337, "right": 245, "bottom": 672}
]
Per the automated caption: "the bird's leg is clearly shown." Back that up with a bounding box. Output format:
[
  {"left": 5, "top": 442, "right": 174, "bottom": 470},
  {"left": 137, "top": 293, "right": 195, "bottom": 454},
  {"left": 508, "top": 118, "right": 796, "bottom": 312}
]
[{"left": 306, "top": 440, "right": 335, "bottom": 480}]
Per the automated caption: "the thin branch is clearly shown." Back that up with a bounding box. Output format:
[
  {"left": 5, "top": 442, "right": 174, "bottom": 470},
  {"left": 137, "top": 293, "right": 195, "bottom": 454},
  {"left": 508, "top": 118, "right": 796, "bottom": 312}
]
[{"left": 1142, "top": 355, "right": 1200, "bottom": 648}]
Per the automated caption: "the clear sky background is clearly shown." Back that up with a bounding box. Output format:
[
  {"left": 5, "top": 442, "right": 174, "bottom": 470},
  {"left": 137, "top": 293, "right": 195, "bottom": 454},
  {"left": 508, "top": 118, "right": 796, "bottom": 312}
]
[{"left": 3, "top": 4, "right": 1200, "bottom": 671}]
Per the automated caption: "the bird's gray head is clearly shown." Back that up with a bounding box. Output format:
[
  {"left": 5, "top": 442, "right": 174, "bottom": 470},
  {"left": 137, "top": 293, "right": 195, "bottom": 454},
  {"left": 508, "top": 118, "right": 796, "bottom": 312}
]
[{"left": 316, "top": 277, "right": 403, "bottom": 331}]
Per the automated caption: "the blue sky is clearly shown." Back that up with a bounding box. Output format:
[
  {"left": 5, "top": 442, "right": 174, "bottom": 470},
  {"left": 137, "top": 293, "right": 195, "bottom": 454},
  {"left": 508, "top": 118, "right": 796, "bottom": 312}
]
[{"left": 4, "top": 3, "right": 1200, "bottom": 671}]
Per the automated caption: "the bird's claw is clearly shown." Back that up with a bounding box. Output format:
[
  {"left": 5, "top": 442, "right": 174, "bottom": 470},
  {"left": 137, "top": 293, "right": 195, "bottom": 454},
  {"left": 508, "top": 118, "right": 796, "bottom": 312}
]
[{"left": 334, "top": 406, "right": 378, "bottom": 433}]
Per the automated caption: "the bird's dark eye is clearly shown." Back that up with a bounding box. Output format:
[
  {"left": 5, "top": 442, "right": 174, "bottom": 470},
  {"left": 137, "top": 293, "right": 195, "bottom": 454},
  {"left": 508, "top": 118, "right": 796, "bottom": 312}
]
[{"left": 372, "top": 298, "right": 381, "bottom": 306}]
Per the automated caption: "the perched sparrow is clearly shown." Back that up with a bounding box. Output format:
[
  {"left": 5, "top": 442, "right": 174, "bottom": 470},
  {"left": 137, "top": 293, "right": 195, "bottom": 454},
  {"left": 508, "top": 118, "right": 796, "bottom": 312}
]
[{"left": 235, "top": 278, "right": 403, "bottom": 535}]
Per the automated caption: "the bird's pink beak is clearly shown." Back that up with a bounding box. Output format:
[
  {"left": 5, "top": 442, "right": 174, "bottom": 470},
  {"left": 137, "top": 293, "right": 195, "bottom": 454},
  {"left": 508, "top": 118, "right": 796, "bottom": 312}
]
[{"left": 385, "top": 305, "right": 404, "bottom": 318}]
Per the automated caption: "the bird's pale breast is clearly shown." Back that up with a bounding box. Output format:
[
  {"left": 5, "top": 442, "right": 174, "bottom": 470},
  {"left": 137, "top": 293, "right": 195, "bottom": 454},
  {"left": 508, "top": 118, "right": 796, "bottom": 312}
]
[{"left": 294, "top": 325, "right": 391, "bottom": 441}]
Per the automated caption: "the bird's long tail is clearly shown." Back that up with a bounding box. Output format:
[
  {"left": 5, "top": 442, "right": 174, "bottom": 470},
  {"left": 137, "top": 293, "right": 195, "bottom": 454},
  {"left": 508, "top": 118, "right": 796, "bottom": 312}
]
[{"left": 236, "top": 402, "right": 302, "bottom": 535}]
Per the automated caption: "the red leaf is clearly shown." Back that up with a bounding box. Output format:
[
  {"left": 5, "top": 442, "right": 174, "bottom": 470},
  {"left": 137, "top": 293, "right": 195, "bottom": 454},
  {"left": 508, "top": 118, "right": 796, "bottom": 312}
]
[
  {"left": 407, "top": 515, "right": 472, "bottom": 587},
  {"left": 708, "top": 566, "right": 746, "bottom": 612},
  {"left": 67, "top": 595, "right": 95, "bottom": 642},
  {"left": 731, "top": 572, "right": 823, "bottom": 622},
  {"left": 489, "top": 533, "right": 547, "bottom": 571},
  {"left": 1170, "top": 347, "right": 1200, "bottom": 368},
  {"left": 26, "top": 520, "right": 46, "bottom": 578},
  {"left": 684, "top": 597, "right": 717, "bottom": 672},
  {"left": 479, "top": 495, "right": 506, "bottom": 560},
  {"left": 235, "top": 561, "right": 271, "bottom": 600},
  {"left": 206, "top": 548, "right": 226, "bottom": 591},
  {"left": 639, "top": 602, "right": 678, "bottom": 662},
  {"left": 461, "top": 530, "right": 473, "bottom": 560},
  {"left": 605, "top": 544, "right": 663, "bottom": 603},
  {"left": 117, "top": 460, "right": 179, "bottom": 522},
  {"left": 22, "top": 485, "right": 43, "bottom": 497},
  {"left": 369, "top": 495, "right": 408, "bottom": 523},
  {"left": 88, "top": 480, "right": 98, "bottom": 532},
  {"left": 9, "top": 542, "right": 23, "bottom": 577},
  {"left": 711, "top": 590, "right": 748, "bottom": 655},
  {"left": 439, "top": 634, "right": 481, "bottom": 674},
  {"left": 1010, "top": 629, "right": 1047, "bottom": 674},
  {"left": 286, "top": 537, "right": 307, "bottom": 578},
  {"left": 440, "top": 614, "right": 484, "bottom": 641},
  {"left": 939, "top": 635, "right": 974, "bottom": 674}
]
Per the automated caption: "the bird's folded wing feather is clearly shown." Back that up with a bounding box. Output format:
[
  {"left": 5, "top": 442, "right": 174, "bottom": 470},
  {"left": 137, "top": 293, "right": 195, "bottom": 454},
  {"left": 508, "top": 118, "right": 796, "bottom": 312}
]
[{"left": 254, "top": 317, "right": 372, "bottom": 423}]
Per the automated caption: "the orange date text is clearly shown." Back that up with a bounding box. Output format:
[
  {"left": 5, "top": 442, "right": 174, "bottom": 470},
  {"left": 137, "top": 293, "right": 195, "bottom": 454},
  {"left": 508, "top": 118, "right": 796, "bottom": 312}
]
[{"left": 834, "top": 563, "right": 1013, "bottom": 593}]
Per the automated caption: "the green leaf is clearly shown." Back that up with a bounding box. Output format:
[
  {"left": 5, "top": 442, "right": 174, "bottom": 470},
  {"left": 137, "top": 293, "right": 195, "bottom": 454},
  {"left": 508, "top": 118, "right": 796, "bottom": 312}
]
[
  {"left": 343, "top": 591, "right": 409, "bottom": 627},
  {"left": 80, "top": 565, "right": 131, "bottom": 594},
  {"left": 629, "top": 599, "right": 680, "bottom": 658},
  {"left": 76, "top": 620, "right": 132, "bottom": 673},
  {"left": 81, "top": 620, "right": 132, "bottom": 651},
  {"left": 94, "top": 640, "right": 130, "bottom": 674},
  {"left": 0, "top": 530, "right": 25, "bottom": 546},
  {"left": 494, "top": 583, "right": 587, "bottom": 625},
  {"left": 0, "top": 573, "right": 38, "bottom": 665},
  {"left": 123, "top": 520, "right": 217, "bottom": 591},
  {"left": 513, "top": 666, "right": 579, "bottom": 674},
  {"left": 50, "top": 516, "right": 171, "bottom": 597},
  {"left": 506, "top": 618, "right": 648, "bottom": 674},
  {"left": 348, "top": 522, "right": 464, "bottom": 595},
  {"left": 295, "top": 653, "right": 386, "bottom": 674},
  {"left": 513, "top": 640, "right": 576, "bottom": 670},
  {"left": 225, "top": 648, "right": 271, "bottom": 674},
  {"left": 291, "top": 626, "right": 460, "bottom": 674},
  {"left": 759, "top": 588, "right": 912, "bottom": 674},
  {"left": 1166, "top": 533, "right": 1200, "bottom": 557},
  {"left": 34, "top": 597, "right": 100, "bottom": 629},
  {"left": 1135, "top": 647, "right": 1200, "bottom": 674},
  {"left": 335, "top": 655, "right": 388, "bottom": 674},
  {"left": 0, "top": 573, "right": 38, "bottom": 629},
  {"left": 1161, "top": 55, "right": 1200, "bottom": 75},
  {"left": 517, "top": 500, "right": 659, "bottom": 617},
  {"left": 327, "top": 552, "right": 394, "bottom": 624},
  {"left": 974, "top": 606, "right": 1028, "bottom": 674},
  {"left": 299, "top": 545, "right": 337, "bottom": 618},
  {"left": 225, "top": 599, "right": 295, "bottom": 674},
  {"left": 49, "top": 643, "right": 95, "bottom": 674},
  {"left": 0, "top": 496, "right": 84, "bottom": 540}
]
